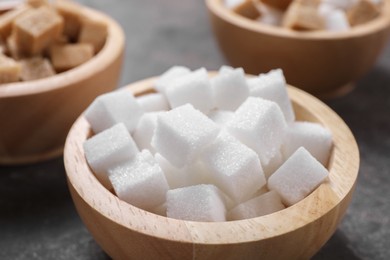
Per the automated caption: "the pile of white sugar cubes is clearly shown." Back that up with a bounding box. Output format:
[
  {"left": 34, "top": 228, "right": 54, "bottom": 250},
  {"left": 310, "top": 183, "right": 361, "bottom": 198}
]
[
  {"left": 226, "top": 0, "right": 382, "bottom": 32},
  {"left": 83, "top": 66, "right": 333, "bottom": 222}
]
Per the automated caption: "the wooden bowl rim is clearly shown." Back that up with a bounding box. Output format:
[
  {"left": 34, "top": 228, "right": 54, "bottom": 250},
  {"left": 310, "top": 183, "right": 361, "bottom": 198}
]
[
  {"left": 0, "top": 4, "right": 125, "bottom": 98},
  {"left": 64, "top": 77, "right": 359, "bottom": 245},
  {"left": 206, "top": 0, "right": 390, "bottom": 40}
]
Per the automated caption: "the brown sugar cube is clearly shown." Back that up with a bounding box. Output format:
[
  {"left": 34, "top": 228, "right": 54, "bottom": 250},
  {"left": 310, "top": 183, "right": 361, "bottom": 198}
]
[
  {"left": 19, "top": 56, "right": 55, "bottom": 81},
  {"left": 259, "top": 0, "right": 292, "bottom": 11},
  {"left": 0, "top": 4, "right": 31, "bottom": 40},
  {"left": 232, "top": 0, "right": 261, "bottom": 19},
  {"left": 347, "top": 0, "right": 380, "bottom": 26},
  {"left": 78, "top": 17, "right": 108, "bottom": 53},
  {"left": 0, "top": 54, "right": 20, "bottom": 84},
  {"left": 55, "top": 0, "right": 84, "bottom": 41},
  {"left": 282, "top": 0, "right": 324, "bottom": 30},
  {"left": 50, "top": 43, "right": 93, "bottom": 72},
  {"left": 13, "top": 6, "right": 64, "bottom": 56},
  {"left": 6, "top": 33, "right": 26, "bottom": 60}
]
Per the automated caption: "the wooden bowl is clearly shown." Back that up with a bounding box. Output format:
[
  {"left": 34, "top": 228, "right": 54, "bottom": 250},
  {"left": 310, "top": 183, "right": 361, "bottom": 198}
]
[
  {"left": 64, "top": 77, "right": 359, "bottom": 260},
  {"left": 206, "top": 0, "right": 390, "bottom": 97},
  {"left": 0, "top": 5, "right": 125, "bottom": 165}
]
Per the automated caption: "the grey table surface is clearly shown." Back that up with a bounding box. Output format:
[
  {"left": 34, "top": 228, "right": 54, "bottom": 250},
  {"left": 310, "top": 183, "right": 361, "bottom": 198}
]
[{"left": 1, "top": 0, "right": 390, "bottom": 259}]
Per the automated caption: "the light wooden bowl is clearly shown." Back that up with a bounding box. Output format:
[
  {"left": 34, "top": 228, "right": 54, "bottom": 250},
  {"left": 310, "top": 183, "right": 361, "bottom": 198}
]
[
  {"left": 207, "top": 0, "right": 390, "bottom": 97},
  {"left": 0, "top": 4, "right": 125, "bottom": 165},
  {"left": 64, "top": 77, "right": 359, "bottom": 260}
]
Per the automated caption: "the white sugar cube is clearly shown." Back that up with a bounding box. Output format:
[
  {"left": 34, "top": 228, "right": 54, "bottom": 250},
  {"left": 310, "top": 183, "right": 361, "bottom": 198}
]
[
  {"left": 282, "top": 121, "right": 333, "bottom": 166},
  {"left": 83, "top": 123, "right": 139, "bottom": 188},
  {"left": 211, "top": 67, "right": 249, "bottom": 111},
  {"left": 132, "top": 112, "right": 162, "bottom": 153},
  {"left": 199, "top": 131, "right": 266, "bottom": 203},
  {"left": 227, "top": 97, "right": 287, "bottom": 165},
  {"left": 268, "top": 147, "right": 329, "bottom": 206},
  {"left": 84, "top": 90, "right": 144, "bottom": 133},
  {"left": 322, "top": 9, "right": 350, "bottom": 31},
  {"left": 165, "top": 68, "right": 214, "bottom": 113},
  {"left": 256, "top": 3, "right": 283, "bottom": 26},
  {"left": 228, "top": 190, "right": 285, "bottom": 220},
  {"left": 136, "top": 93, "right": 170, "bottom": 112},
  {"left": 108, "top": 150, "right": 169, "bottom": 210},
  {"left": 218, "top": 65, "right": 234, "bottom": 74},
  {"left": 155, "top": 153, "right": 187, "bottom": 189},
  {"left": 155, "top": 153, "right": 211, "bottom": 189},
  {"left": 166, "top": 184, "right": 226, "bottom": 222},
  {"left": 248, "top": 69, "right": 295, "bottom": 123},
  {"left": 208, "top": 109, "right": 234, "bottom": 126},
  {"left": 224, "top": 0, "right": 245, "bottom": 9},
  {"left": 322, "top": 0, "right": 358, "bottom": 10},
  {"left": 154, "top": 66, "right": 191, "bottom": 93},
  {"left": 152, "top": 104, "right": 220, "bottom": 168},
  {"left": 263, "top": 150, "right": 284, "bottom": 179}
]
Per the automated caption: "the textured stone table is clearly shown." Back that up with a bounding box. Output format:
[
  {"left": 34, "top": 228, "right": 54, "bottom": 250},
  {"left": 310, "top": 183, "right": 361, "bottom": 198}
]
[{"left": 1, "top": 0, "right": 390, "bottom": 259}]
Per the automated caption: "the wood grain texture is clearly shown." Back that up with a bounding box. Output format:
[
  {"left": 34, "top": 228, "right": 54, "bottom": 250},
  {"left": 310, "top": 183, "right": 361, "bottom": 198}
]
[
  {"left": 64, "top": 77, "right": 359, "bottom": 260},
  {"left": 0, "top": 4, "right": 125, "bottom": 165},
  {"left": 206, "top": 0, "right": 390, "bottom": 97}
]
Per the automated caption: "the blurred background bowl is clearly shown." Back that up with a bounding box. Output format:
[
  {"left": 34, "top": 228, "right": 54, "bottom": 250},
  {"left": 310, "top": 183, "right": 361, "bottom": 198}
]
[
  {"left": 64, "top": 77, "right": 359, "bottom": 260},
  {"left": 0, "top": 4, "right": 124, "bottom": 165},
  {"left": 206, "top": 0, "right": 390, "bottom": 97}
]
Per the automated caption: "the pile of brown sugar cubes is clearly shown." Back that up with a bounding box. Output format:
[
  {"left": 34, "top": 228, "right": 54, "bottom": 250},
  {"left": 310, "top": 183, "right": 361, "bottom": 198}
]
[
  {"left": 0, "top": 0, "right": 107, "bottom": 84},
  {"left": 226, "top": 0, "right": 382, "bottom": 32}
]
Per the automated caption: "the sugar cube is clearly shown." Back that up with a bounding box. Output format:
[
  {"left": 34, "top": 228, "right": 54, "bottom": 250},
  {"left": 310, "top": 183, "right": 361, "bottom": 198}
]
[
  {"left": 207, "top": 109, "right": 234, "bottom": 127},
  {"left": 132, "top": 112, "right": 161, "bottom": 153},
  {"left": 165, "top": 68, "right": 214, "bottom": 113},
  {"left": 83, "top": 123, "right": 139, "bottom": 188},
  {"left": 19, "top": 56, "right": 55, "bottom": 81},
  {"left": 248, "top": 69, "right": 295, "bottom": 123},
  {"left": 155, "top": 153, "right": 211, "bottom": 189},
  {"left": 54, "top": 0, "right": 83, "bottom": 41},
  {"left": 218, "top": 65, "right": 235, "bottom": 74},
  {"left": 0, "top": 54, "right": 20, "bottom": 83},
  {"left": 322, "top": 0, "right": 358, "bottom": 10},
  {"left": 227, "top": 97, "right": 287, "bottom": 165},
  {"left": 136, "top": 93, "right": 170, "bottom": 112},
  {"left": 282, "top": 1, "right": 325, "bottom": 30},
  {"left": 13, "top": 6, "right": 64, "bottom": 55},
  {"left": 282, "top": 121, "right": 333, "bottom": 166},
  {"left": 84, "top": 89, "right": 144, "bottom": 134},
  {"left": 78, "top": 17, "right": 107, "bottom": 53},
  {"left": 347, "top": 0, "right": 380, "bottom": 26},
  {"left": 322, "top": 9, "right": 350, "bottom": 31},
  {"left": 262, "top": 150, "right": 284, "bottom": 179},
  {"left": 166, "top": 184, "right": 227, "bottom": 222},
  {"left": 108, "top": 150, "right": 169, "bottom": 210},
  {"left": 154, "top": 66, "right": 191, "bottom": 93},
  {"left": 50, "top": 43, "right": 94, "bottom": 72},
  {"left": 228, "top": 190, "right": 285, "bottom": 220},
  {"left": 268, "top": 147, "right": 329, "bottom": 206},
  {"left": 256, "top": 3, "right": 284, "bottom": 26},
  {"left": 231, "top": 0, "right": 261, "bottom": 19},
  {"left": 224, "top": 0, "right": 246, "bottom": 9},
  {"left": 199, "top": 131, "right": 266, "bottom": 203},
  {"left": 0, "top": 5, "right": 31, "bottom": 41},
  {"left": 152, "top": 104, "right": 220, "bottom": 168},
  {"left": 211, "top": 67, "right": 249, "bottom": 111},
  {"left": 155, "top": 153, "right": 187, "bottom": 189}
]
